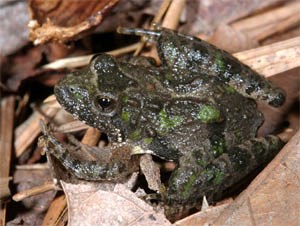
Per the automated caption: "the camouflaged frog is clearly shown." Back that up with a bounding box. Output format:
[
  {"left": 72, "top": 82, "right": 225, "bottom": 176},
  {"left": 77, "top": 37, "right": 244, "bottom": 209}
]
[{"left": 52, "top": 27, "right": 285, "bottom": 219}]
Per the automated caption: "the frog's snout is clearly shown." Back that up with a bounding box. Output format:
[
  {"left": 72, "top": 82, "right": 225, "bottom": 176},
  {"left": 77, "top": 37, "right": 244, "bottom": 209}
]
[{"left": 54, "top": 84, "right": 68, "bottom": 106}]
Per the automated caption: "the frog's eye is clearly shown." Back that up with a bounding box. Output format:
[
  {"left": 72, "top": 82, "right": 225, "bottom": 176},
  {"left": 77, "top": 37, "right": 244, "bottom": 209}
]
[
  {"left": 94, "top": 95, "right": 117, "bottom": 115},
  {"left": 98, "top": 97, "right": 111, "bottom": 109}
]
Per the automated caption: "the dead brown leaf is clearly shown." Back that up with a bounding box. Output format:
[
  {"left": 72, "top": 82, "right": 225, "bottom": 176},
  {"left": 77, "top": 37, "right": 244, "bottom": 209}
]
[
  {"left": 174, "top": 201, "right": 232, "bottom": 226},
  {"left": 140, "top": 154, "right": 162, "bottom": 192},
  {"left": 61, "top": 182, "right": 171, "bottom": 226},
  {"left": 6, "top": 167, "right": 56, "bottom": 226},
  {"left": 28, "top": 0, "right": 119, "bottom": 44}
]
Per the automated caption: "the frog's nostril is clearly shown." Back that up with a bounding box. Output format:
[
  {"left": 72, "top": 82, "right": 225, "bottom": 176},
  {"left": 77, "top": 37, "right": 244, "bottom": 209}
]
[{"left": 54, "top": 85, "right": 68, "bottom": 102}]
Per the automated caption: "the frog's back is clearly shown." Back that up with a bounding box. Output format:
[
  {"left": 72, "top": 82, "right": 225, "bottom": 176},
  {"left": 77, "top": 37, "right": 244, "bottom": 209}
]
[{"left": 145, "top": 74, "right": 263, "bottom": 160}]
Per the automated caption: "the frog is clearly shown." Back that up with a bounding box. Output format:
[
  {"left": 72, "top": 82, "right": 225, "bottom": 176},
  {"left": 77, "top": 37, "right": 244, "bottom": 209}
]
[{"left": 52, "top": 27, "right": 285, "bottom": 220}]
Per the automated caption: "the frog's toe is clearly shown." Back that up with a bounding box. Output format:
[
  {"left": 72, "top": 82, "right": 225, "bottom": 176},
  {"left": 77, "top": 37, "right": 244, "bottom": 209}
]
[{"left": 268, "top": 88, "right": 286, "bottom": 107}]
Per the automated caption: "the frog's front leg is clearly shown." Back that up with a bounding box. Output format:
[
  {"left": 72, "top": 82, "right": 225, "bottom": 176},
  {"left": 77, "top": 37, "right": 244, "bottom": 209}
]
[
  {"left": 118, "top": 27, "right": 285, "bottom": 107},
  {"left": 165, "top": 135, "right": 284, "bottom": 219},
  {"left": 38, "top": 133, "right": 140, "bottom": 181}
]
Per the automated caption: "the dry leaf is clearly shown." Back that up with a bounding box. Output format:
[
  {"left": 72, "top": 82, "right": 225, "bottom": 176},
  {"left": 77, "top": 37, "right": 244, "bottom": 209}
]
[
  {"left": 28, "top": 0, "right": 119, "bottom": 44},
  {"left": 140, "top": 154, "right": 162, "bottom": 192},
  {"left": 61, "top": 182, "right": 171, "bottom": 226},
  {"left": 174, "top": 201, "right": 232, "bottom": 226}
]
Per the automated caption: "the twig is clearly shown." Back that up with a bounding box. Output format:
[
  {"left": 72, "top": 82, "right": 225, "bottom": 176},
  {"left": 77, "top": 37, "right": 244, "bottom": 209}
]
[
  {"left": 16, "top": 163, "right": 48, "bottom": 170},
  {"left": 231, "top": 1, "right": 300, "bottom": 41},
  {"left": 234, "top": 36, "right": 300, "bottom": 77},
  {"left": 0, "top": 96, "right": 15, "bottom": 225},
  {"left": 14, "top": 103, "right": 59, "bottom": 157},
  {"left": 12, "top": 183, "right": 56, "bottom": 202},
  {"left": 43, "top": 43, "right": 140, "bottom": 70},
  {"left": 81, "top": 128, "right": 101, "bottom": 147},
  {"left": 42, "top": 195, "right": 67, "bottom": 226},
  {"left": 162, "top": 0, "right": 186, "bottom": 29}
]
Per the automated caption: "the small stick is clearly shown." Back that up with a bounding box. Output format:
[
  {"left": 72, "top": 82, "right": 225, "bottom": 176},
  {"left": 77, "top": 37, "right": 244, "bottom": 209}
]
[
  {"left": 42, "top": 195, "right": 67, "bottom": 226},
  {"left": 161, "top": 0, "right": 186, "bottom": 30},
  {"left": 0, "top": 96, "right": 15, "bottom": 225},
  {"left": 16, "top": 163, "right": 48, "bottom": 170},
  {"left": 12, "top": 183, "right": 56, "bottom": 202},
  {"left": 231, "top": 1, "right": 300, "bottom": 41},
  {"left": 43, "top": 43, "right": 140, "bottom": 70},
  {"left": 14, "top": 103, "right": 59, "bottom": 157},
  {"left": 234, "top": 36, "right": 300, "bottom": 77},
  {"left": 81, "top": 127, "right": 101, "bottom": 147}
]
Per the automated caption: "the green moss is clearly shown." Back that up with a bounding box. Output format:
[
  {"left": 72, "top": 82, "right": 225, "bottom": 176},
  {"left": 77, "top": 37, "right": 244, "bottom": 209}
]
[
  {"left": 159, "top": 109, "right": 183, "bottom": 133},
  {"left": 121, "top": 111, "right": 130, "bottom": 122},
  {"left": 197, "top": 105, "right": 221, "bottom": 123}
]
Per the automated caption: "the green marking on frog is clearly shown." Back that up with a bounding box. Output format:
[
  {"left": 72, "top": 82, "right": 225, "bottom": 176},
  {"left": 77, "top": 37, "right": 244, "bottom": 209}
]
[
  {"left": 197, "top": 105, "right": 221, "bottom": 123},
  {"left": 197, "top": 159, "right": 207, "bottom": 168},
  {"left": 215, "top": 52, "right": 226, "bottom": 73},
  {"left": 121, "top": 110, "right": 130, "bottom": 122},
  {"left": 159, "top": 108, "right": 183, "bottom": 133},
  {"left": 165, "top": 72, "right": 174, "bottom": 81},
  {"left": 122, "top": 96, "right": 129, "bottom": 103},
  {"left": 74, "top": 93, "right": 83, "bottom": 100},
  {"left": 129, "top": 129, "right": 142, "bottom": 140},
  {"left": 144, "top": 137, "right": 153, "bottom": 144},
  {"left": 213, "top": 171, "right": 224, "bottom": 185},
  {"left": 224, "top": 85, "right": 235, "bottom": 94},
  {"left": 200, "top": 167, "right": 225, "bottom": 185},
  {"left": 212, "top": 138, "right": 226, "bottom": 157},
  {"left": 182, "top": 172, "right": 197, "bottom": 198}
]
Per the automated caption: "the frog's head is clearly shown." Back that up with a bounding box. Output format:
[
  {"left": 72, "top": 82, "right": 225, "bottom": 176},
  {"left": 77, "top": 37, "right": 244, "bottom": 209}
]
[{"left": 54, "top": 53, "right": 140, "bottom": 142}]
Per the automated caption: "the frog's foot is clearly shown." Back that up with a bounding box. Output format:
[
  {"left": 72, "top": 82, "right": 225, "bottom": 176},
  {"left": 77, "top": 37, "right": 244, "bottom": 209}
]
[
  {"left": 164, "top": 135, "right": 284, "bottom": 219},
  {"left": 38, "top": 132, "right": 140, "bottom": 181}
]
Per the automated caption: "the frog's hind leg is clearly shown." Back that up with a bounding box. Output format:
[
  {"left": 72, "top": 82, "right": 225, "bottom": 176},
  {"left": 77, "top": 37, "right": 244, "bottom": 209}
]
[
  {"left": 165, "top": 135, "right": 284, "bottom": 218},
  {"left": 39, "top": 133, "right": 139, "bottom": 181},
  {"left": 216, "top": 135, "right": 284, "bottom": 191}
]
